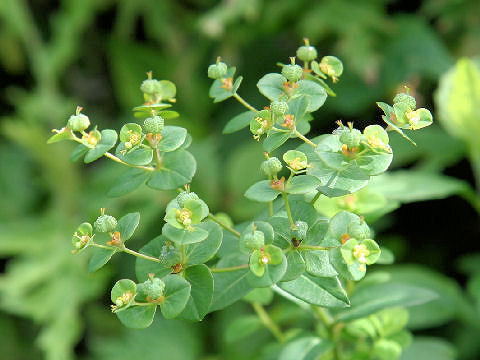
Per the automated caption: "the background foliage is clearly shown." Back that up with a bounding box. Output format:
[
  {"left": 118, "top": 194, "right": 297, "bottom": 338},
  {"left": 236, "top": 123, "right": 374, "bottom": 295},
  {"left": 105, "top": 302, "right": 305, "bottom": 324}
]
[{"left": 0, "top": 0, "right": 479, "bottom": 359}]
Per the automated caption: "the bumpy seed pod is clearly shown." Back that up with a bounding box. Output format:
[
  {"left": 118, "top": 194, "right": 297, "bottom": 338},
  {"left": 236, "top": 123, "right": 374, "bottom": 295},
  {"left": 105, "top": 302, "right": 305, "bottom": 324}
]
[
  {"left": 335, "top": 127, "right": 362, "bottom": 149},
  {"left": 243, "top": 230, "right": 265, "bottom": 250},
  {"left": 67, "top": 114, "right": 90, "bottom": 132},
  {"left": 347, "top": 221, "right": 370, "bottom": 240},
  {"left": 292, "top": 221, "right": 309, "bottom": 241},
  {"left": 393, "top": 93, "right": 416, "bottom": 110},
  {"left": 208, "top": 61, "right": 228, "bottom": 79},
  {"left": 176, "top": 191, "right": 200, "bottom": 208},
  {"left": 296, "top": 45, "right": 318, "bottom": 62},
  {"left": 141, "top": 277, "right": 166, "bottom": 300},
  {"left": 270, "top": 101, "right": 289, "bottom": 116},
  {"left": 261, "top": 157, "right": 283, "bottom": 177},
  {"left": 143, "top": 116, "right": 164, "bottom": 134},
  {"left": 94, "top": 215, "right": 117, "bottom": 233},
  {"left": 282, "top": 62, "right": 303, "bottom": 82},
  {"left": 140, "top": 79, "right": 161, "bottom": 95},
  {"left": 159, "top": 243, "right": 182, "bottom": 267}
]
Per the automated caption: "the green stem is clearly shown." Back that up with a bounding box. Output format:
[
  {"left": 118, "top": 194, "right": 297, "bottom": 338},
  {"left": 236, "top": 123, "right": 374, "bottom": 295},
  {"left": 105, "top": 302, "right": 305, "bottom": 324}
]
[
  {"left": 233, "top": 93, "right": 258, "bottom": 112},
  {"left": 252, "top": 302, "right": 285, "bottom": 343},
  {"left": 281, "top": 193, "right": 295, "bottom": 228},
  {"left": 470, "top": 150, "right": 480, "bottom": 197},
  {"left": 310, "top": 191, "right": 322, "bottom": 206},
  {"left": 154, "top": 148, "right": 162, "bottom": 169},
  {"left": 271, "top": 127, "right": 291, "bottom": 133},
  {"left": 312, "top": 306, "right": 334, "bottom": 327},
  {"left": 294, "top": 129, "right": 317, "bottom": 148},
  {"left": 208, "top": 213, "right": 241, "bottom": 237},
  {"left": 209, "top": 264, "right": 248, "bottom": 273},
  {"left": 91, "top": 243, "right": 115, "bottom": 251},
  {"left": 181, "top": 245, "right": 186, "bottom": 264},
  {"left": 333, "top": 323, "right": 345, "bottom": 360},
  {"left": 122, "top": 246, "right": 161, "bottom": 263},
  {"left": 268, "top": 201, "right": 273, "bottom": 217},
  {"left": 71, "top": 134, "right": 154, "bottom": 171},
  {"left": 104, "top": 152, "right": 155, "bottom": 171},
  {"left": 298, "top": 245, "right": 337, "bottom": 251}
]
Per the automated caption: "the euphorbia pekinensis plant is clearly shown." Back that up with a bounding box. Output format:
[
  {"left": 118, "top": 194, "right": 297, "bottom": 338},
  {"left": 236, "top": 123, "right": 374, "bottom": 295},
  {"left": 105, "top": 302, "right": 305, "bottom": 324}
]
[{"left": 49, "top": 39, "right": 434, "bottom": 360}]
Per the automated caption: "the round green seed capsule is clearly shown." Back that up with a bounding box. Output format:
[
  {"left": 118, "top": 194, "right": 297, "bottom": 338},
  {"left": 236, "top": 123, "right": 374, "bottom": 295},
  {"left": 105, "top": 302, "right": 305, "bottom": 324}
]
[
  {"left": 347, "top": 221, "right": 370, "bottom": 240},
  {"left": 94, "top": 215, "right": 117, "bottom": 233},
  {"left": 296, "top": 45, "right": 318, "bottom": 62},
  {"left": 176, "top": 191, "right": 200, "bottom": 208},
  {"left": 141, "top": 277, "right": 166, "bottom": 300},
  {"left": 67, "top": 114, "right": 90, "bottom": 132},
  {"left": 208, "top": 62, "right": 228, "bottom": 79},
  {"left": 261, "top": 157, "right": 283, "bottom": 177},
  {"left": 143, "top": 116, "right": 164, "bottom": 134},
  {"left": 393, "top": 93, "right": 416, "bottom": 109},
  {"left": 334, "top": 127, "right": 362, "bottom": 149},
  {"left": 243, "top": 230, "right": 265, "bottom": 250},
  {"left": 270, "top": 101, "right": 289, "bottom": 116},
  {"left": 140, "top": 79, "right": 161, "bottom": 95},
  {"left": 282, "top": 64, "right": 303, "bottom": 82}
]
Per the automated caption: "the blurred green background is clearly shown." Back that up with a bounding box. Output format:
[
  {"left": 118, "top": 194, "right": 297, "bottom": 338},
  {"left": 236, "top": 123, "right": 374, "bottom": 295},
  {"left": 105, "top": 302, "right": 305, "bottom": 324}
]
[{"left": 1, "top": 0, "right": 480, "bottom": 359}]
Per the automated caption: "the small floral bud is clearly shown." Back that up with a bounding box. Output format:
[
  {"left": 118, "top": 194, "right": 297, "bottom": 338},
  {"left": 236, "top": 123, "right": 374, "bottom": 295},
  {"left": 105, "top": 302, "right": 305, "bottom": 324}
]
[
  {"left": 341, "top": 238, "right": 380, "bottom": 266},
  {"left": 270, "top": 177, "right": 285, "bottom": 191},
  {"left": 114, "top": 291, "right": 133, "bottom": 309},
  {"left": 270, "top": 101, "right": 289, "bottom": 116},
  {"left": 319, "top": 56, "right": 343, "bottom": 82},
  {"left": 82, "top": 129, "right": 101, "bottom": 146},
  {"left": 177, "top": 208, "right": 193, "bottom": 227},
  {"left": 71, "top": 222, "right": 92, "bottom": 251},
  {"left": 261, "top": 157, "right": 283, "bottom": 177},
  {"left": 140, "top": 79, "right": 161, "bottom": 95},
  {"left": 296, "top": 39, "right": 318, "bottom": 62},
  {"left": 159, "top": 242, "right": 182, "bottom": 267},
  {"left": 68, "top": 114, "right": 90, "bottom": 132},
  {"left": 363, "top": 125, "right": 391, "bottom": 152},
  {"left": 353, "top": 243, "right": 370, "bottom": 264},
  {"left": 405, "top": 109, "right": 420, "bottom": 127},
  {"left": 283, "top": 150, "right": 308, "bottom": 171},
  {"left": 143, "top": 116, "right": 164, "bottom": 134},
  {"left": 250, "top": 110, "right": 273, "bottom": 139},
  {"left": 282, "top": 59, "right": 303, "bottom": 82},
  {"left": 208, "top": 61, "right": 228, "bottom": 79},
  {"left": 176, "top": 191, "right": 200, "bottom": 208},
  {"left": 291, "top": 221, "right": 308, "bottom": 242},
  {"left": 249, "top": 244, "right": 283, "bottom": 277},
  {"left": 94, "top": 214, "right": 117, "bottom": 233}
]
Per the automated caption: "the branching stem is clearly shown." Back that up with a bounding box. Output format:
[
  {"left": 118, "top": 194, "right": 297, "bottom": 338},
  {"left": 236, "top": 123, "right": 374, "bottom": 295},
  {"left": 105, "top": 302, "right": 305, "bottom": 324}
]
[
  {"left": 298, "top": 245, "right": 337, "bottom": 251},
  {"left": 209, "top": 264, "right": 248, "bottom": 273},
  {"left": 208, "top": 213, "right": 241, "bottom": 237},
  {"left": 294, "top": 129, "right": 317, "bottom": 148},
  {"left": 233, "top": 93, "right": 258, "bottom": 112},
  {"left": 252, "top": 302, "right": 285, "bottom": 343},
  {"left": 282, "top": 193, "right": 295, "bottom": 228},
  {"left": 122, "top": 246, "right": 161, "bottom": 263}
]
